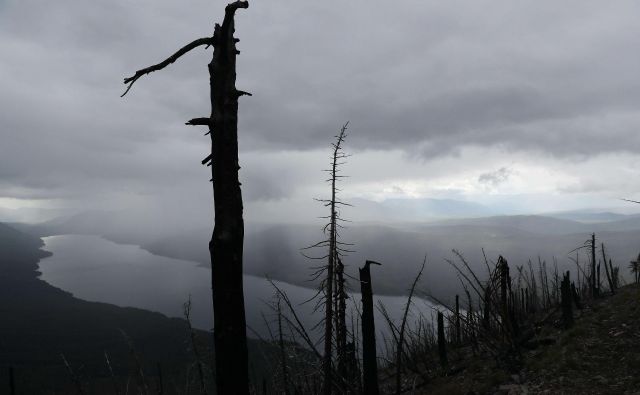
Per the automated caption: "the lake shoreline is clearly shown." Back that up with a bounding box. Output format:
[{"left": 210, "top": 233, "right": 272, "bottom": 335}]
[{"left": 38, "top": 234, "right": 440, "bottom": 347}]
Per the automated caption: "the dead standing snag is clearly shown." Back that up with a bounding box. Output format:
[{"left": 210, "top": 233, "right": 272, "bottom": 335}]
[
  {"left": 122, "top": 2, "right": 250, "bottom": 394},
  {"left": 360, "top": 260, "right": 381, "bottom": 395}
]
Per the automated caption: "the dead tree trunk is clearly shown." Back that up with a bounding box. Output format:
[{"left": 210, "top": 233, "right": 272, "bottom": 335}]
[
  {"left": 597, "top": 263, "right": 601, "bottom": 295},
  {"left": 602, "top": 243, "right": 615, "bottom": 294},
  {"left": 208, "top": 4, "right": 251, "bottom": 393},
  {"left": 360, "top": 260, "right": 381, "bottom": 395},
  {"left": 121, "top": 2, "right": 251, "bottom": 393},
  {"left": 591, "top": 233, "right": 597, "bottom": 298},
  {"left": 336, "top": 258, "right": 348, "bottom": 382},
  {"left": 322, "top": 123, "right": 349, "bottom": 395},
  {"left": 437, "top": 311, "right": 447, "bottom": 369},
  {"left": 499, "top": 256, "right": 509, "bottom": 311},
  {"left": 610, "top": 260, "right": 618, "bottom": 289},
  {"left": 465, "top": 289, "right": 478, "bottom": 354},
  {"left": 324, "top": 234, "right": 335, "bottom": 395},
  {"left": 455, "top": 294, "right": 461, "bottom": 345},
  {"left": 561, "top": 271, "right": 573, "bottom": 329}
]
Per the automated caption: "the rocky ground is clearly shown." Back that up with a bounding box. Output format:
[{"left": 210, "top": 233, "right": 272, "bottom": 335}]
[{"left": 418, "top": 284, "right": 640, "bottom": 394}]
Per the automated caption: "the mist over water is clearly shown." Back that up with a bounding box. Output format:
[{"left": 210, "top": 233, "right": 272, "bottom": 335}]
[{"left": 39, "top": 234, "right": 439, "bottom": 347}]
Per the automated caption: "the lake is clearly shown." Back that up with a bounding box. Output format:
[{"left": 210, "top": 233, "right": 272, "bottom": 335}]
[{"left": 38, "top": 234, "right": 440, "bottom": 348}]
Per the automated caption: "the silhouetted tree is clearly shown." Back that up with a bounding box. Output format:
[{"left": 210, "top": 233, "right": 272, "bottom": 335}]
[
  {"left": 121, "top": 2, "right": 251, "bottom": 393},
  {"left": 601, "top": 243, "right": 616, "bottom": 294},
  {"left": 437, "top": 311, "right": 447, "bottom": 369},
  {"left": 560, "top": 271, "right": 573, "bottom": 329},
  {"left": 630, "top": 254, "right": 640, "bottom": 284},
  {"left": 591, "top": 233, "right": 598, "bottom": 297},
  {"left": 624, "top": 198, "right": 640, "bottom": 284},
  {"left": 454, "top": 294, "right": 461, "bottom": 345},
  {"left": 305, "top": 123, "right": 350, "bottom": 395},
  {"left": 359, "top": 260, "right": 381, "bottom": 395},
  {"left": 335, "top": 257, "right": 348, "bottom": 381}
]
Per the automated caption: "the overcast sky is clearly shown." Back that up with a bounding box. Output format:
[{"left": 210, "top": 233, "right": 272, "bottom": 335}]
[{"left": 2, "top": 0, "right": 640, "bottom": 225}]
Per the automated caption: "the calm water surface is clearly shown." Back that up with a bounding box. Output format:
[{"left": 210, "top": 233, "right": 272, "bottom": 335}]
[{"left": 39, "top": 235, "right": 439, "bottom": 345}]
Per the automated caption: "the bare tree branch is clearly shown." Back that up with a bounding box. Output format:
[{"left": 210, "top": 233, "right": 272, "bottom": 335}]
[{"left": 121, "top": 37, "right": 214, "bottom": 97}]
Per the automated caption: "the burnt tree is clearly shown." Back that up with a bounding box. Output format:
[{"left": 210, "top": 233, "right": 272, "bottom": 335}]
[
  {"left": 561, "top": 271, "right": 573, "bottom": 329},
  {"left": 359, "top": 260, "right": 381, "bottom": 395},
  {"left": 121, "top": 2, "right": 251, "bottom": 394},
  {"left": 302, "top": 123, "right": 352, "bottom": 394},
  {"left": 455, "top": 294, "right": 461, "bottom": 345},
  {"left": 336, "top": 257, "right": 348, "bottom": 381},
  {"left": 591, "top": 233, "right": 597, "bottom": 297},
  {"left": 437, "top": 311, "right": 448, "bottom": 369},
  {"left": 601, "top": 243, "right": 615, "bottom": 294},
  {"left": 316, "top": 123, "right": 350, "bottom": 395}
]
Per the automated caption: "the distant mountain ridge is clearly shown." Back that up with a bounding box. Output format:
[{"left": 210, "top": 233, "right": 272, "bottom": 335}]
[
  {"left": 349, "top": 197, "right": 501, "bottom": 222},
  {"left": 12, "top": 209, "right": 640, "bottom": 301},
  {"left": 543, "top": 210, "right": 640, "bottom": 223},
  {"left": 423, "top": 215, "right": 588, "bottom": 235}
]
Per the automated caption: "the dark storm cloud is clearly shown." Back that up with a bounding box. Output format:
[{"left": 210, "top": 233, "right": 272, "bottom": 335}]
[
  {"left": 234, "top": 0, "right": 640, "bottom": 158},
  {"left": 1, "top": 0, "right": 640, "bottom": 205}
]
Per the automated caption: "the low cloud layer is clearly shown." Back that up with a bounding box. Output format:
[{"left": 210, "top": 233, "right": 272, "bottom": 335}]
[{"left": 2, "top": 0, "right": 640, "bottom": 222}]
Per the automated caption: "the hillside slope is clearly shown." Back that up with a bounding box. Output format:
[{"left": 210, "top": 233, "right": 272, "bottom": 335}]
[
  {"left": 0, "top": 223, "right": 271, "bottom": 394},
  {"left": 523, "top": 284, "right": 640, "bottom": 393},
  {"left": 418, "top": 284, "right": 640, "bottom": 394}
]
